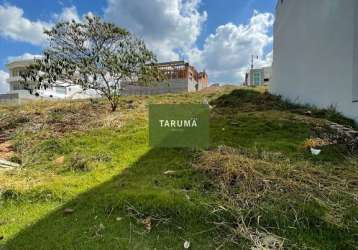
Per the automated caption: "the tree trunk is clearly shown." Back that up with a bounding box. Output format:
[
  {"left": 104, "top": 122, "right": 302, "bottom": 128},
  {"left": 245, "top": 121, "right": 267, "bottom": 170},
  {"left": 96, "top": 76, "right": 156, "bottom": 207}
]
[{"left": 110, "top": 102, "right": 118, "bottom": 112}]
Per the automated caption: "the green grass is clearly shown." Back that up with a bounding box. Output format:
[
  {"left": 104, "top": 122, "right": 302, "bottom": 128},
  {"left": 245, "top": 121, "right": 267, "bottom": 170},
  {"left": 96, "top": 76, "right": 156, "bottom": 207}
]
[{"left": 0, "top": 87, "right": 357, "bottom": 249}]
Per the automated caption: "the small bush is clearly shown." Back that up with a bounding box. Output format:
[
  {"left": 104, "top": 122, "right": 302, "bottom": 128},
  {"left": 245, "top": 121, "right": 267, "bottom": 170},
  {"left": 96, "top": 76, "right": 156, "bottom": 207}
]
[
  {"left": 47, "top": 110, "right": 65, "bottom": 123},
  {"left": 9, "top": 155, "right": 22, "bottom": 165},
  {"left": 14, "top": 116, "right": 30, "bottom": 124},
  {"left": 210, "top": 89, "right": 356, "bottom": 128},
  {"left": 91, "top": 152, "right": 112, "bottom": 162},
  {"left": 67, "top": 154, "right": 90, "bottom": 172},
  {"left": 0, "top": 189, "right": 20, "bottom": 201},
  {"left": 39, "top": 139, "right": 67, "bottom": 157}
]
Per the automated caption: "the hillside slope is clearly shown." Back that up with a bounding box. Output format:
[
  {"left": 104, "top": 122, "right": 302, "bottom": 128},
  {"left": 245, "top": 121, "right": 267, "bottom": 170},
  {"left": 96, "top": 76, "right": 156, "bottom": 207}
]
[{"left": 0, "top": 87, "right": 357, "bottom": 249}]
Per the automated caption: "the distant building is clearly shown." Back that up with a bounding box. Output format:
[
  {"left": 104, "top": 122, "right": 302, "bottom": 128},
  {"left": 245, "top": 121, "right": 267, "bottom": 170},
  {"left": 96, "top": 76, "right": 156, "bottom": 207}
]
[
  {"left": 6, "top": 57, "right": 97, "bottom": 99},
  {"left": 6, "top": 58, "right": 208, "bottom": 98},
  {"left": 34, "top": 82, "right": 98, "bottom": 99},
  {"left": 271, "top": 0, "right": 358, "bottom": 122},
  {"left": 6, "top": 58, "right": 38, "bottom": 93},
  {"left": 245, "top": 66, "right": 272, "bottom": 86},
  {"left": 121, "top": 61, "right": 208, "bottom": 95}
]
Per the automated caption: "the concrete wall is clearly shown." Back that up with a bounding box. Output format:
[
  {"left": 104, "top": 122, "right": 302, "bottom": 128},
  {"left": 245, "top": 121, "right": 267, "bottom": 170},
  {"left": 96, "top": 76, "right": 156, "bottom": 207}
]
[
  {"left": 121, "top": 77, "right": 206, "bottom": 95},
  {"left": 121, "top": 79, "right": 188, "bottom": 95},
  {"left": 0, "top": 82, "right": 9, "bottom": 94},
  {"left": 263, "top": 66, "right": 272, "bottom": 84},
  {"left": 270, "top": 0, "right": 358, "bottom": 122},
  {"left": 0, "top": 93, "right": 19, "bottom": 104}
]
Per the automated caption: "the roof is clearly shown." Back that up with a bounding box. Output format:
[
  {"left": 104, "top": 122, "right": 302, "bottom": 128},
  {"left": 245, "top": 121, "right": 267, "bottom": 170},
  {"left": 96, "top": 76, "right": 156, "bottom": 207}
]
[{"left": 6, "top": 56, "right": 43, "bottom": 69}]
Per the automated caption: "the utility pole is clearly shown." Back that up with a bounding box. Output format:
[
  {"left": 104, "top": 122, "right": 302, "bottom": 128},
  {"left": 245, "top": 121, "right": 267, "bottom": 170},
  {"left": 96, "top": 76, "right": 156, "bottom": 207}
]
[{"left": 251, "top": 54, "right": 259, "bottom": 69}]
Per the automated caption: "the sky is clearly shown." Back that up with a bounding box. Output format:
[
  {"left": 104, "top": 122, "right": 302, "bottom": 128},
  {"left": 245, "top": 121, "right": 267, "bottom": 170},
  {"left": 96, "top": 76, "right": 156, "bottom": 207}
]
[{"left": 0, "top": 0, "right": 276, "bottom": 92}]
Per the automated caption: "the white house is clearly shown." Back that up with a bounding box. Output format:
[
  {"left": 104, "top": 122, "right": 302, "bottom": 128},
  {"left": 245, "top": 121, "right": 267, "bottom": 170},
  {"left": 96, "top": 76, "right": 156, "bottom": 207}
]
[
  {"left": 34, "top": 82, "right": 98, "bottom": 99},
  {"left": 245, "top": 66, "right": 272, "bottom": 86},
  {"left": 270, "top": 0, "right": 358, "bottom": 122},
  {"left": 6, "top": 57, "right": 98, "bottom": 100}
]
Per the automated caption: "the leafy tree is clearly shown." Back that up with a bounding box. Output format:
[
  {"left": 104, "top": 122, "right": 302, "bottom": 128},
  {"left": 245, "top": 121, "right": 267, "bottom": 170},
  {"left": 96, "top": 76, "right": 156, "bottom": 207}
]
[{"left": 22, "top": 15, "right": 163, "bottom": 111}]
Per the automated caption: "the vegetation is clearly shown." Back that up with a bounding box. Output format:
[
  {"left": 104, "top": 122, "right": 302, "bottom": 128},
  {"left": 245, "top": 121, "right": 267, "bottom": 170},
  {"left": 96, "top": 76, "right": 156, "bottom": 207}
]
[
  {"left": 0, "top": 86, "right": 357, "bottom": 249},
  {"left": 21, "top": 15, "right": 163, "bottom": 111}
]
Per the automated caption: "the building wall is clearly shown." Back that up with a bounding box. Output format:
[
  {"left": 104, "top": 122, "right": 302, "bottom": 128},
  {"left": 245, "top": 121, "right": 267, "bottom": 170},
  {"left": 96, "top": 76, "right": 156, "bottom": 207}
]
[
  {"left": 6, "top": 59, "right": 36, "bottom": 91},
  {"left": 250, "top": 68, "right": 264, "bottom": 86},
  {"left": 262, "top": 66, "right": 272, "bottom": 84},
  {"left": 121, "top": 64, "right": 208, "bottom": 95},
  {"left": 270, "top": 0, "right": 358, "bottom": 122},
  {"left": 0, "top": 93, "right": 19, "bottom": 104},
  {"left": 197, "top": 73, "right": 208, "bottom": 90},
  {"left": 121, "top": 79, "right": 188, "bottom": 95}
]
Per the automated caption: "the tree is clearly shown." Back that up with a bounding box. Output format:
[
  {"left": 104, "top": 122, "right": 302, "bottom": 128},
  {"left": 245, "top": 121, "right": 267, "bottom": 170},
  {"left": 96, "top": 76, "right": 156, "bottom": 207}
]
[{"left": 22, "top": 15, "right": 163, "bottom": 111}]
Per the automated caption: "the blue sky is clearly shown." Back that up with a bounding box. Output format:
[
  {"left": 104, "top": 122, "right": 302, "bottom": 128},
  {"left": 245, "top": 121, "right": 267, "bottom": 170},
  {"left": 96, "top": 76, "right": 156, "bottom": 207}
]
[{"left": 0, "top": 0, "right": 276, "bottom": 91}]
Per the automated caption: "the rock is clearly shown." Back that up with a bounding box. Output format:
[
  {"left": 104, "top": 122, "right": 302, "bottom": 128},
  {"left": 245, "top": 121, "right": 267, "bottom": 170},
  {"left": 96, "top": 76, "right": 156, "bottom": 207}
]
[
  {"left": 142, "top": 217, "right": 151, "bottom": 231},
  {"left": 63, "top": 208, "right": 74, "bottom": 215},
  {"left": 0, "top": 158, "right": 20, "bottom": 169},
  {"left": 310, "top": 148, "right": 321, "bottom": 155},
  {"left": 163, "top": 170, "right": 176, "bottom": 175},
  {"left": 53, "top": 156, "right": 65, "bottom": 165}
]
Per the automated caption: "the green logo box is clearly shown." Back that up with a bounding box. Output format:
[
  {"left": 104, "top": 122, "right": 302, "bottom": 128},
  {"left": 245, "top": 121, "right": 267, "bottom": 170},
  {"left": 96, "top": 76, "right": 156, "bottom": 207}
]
[{"left": 149, "top": 104, "right": 209, "bottom": 148}]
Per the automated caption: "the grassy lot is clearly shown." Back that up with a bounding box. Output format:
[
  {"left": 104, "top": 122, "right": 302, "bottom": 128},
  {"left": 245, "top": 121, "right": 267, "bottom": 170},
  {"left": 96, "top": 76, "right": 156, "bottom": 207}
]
[{"left": 0, "top": 86, "right": 357, "bottom": 249}]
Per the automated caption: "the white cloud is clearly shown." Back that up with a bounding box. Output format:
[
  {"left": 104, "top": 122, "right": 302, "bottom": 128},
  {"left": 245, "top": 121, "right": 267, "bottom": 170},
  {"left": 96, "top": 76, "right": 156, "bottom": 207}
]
[
  {"left": 0, "top": 4, "right": 83, "bottom": 46},
  {"left": 53, "top": 6, "right": 81, "bottom": 23},
  {"left": 105, "top": 0, "right": 207, "bottom": 61},
  {"left": 0, "top": 4, "right": 51, "bottom": 45},
  {"left": 0, "top": 70, "right": 9, "bottom": 94},
  {"left": 0, "top": 2, "right": 274, "bottom": 85},
  {"left": 188, "top": 11, "right": 274, "bottom": 84}
]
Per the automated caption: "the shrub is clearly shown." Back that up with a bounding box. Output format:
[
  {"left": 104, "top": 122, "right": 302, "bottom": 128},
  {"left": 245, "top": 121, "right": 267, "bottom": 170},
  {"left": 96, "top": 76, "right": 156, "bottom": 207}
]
[{"left": 67, "top": 154, "right": 90, "bottom": 172}]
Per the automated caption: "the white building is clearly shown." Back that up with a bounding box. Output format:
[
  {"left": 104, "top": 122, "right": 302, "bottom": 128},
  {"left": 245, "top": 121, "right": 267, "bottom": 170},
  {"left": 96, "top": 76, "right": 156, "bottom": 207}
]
[
  {"left": 6, "top": 58, "right": 98, "bottom": 99},
  {"left": 6, "top": 58, "right": 39, "bottom": 97},
  {"left": 245, "top": 66, "right": 272, "bottom": 86},
  {"left": 270, "top": 0, "right": 358, "bottom": 122}
]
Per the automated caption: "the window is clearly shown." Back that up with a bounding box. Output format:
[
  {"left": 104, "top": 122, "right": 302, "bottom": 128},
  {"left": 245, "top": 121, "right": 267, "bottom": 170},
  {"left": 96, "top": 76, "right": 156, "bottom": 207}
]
[
  {"left": 55, "top": 87, "right": 66, "bottom": 94},
  {"left": 253, "top": 71, "right": 261, "bottom": 86}
]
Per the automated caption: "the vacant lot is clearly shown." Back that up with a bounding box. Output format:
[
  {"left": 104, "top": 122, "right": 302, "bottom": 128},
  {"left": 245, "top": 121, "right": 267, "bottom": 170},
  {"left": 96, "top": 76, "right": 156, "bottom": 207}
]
[{"left": 0, "top": 87, "right": 357, "bottom": 249}]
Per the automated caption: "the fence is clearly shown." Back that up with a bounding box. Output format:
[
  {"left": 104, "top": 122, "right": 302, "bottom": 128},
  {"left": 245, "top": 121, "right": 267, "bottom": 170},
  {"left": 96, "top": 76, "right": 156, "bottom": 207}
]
[
  {"left": 0, "top": 93, "right": 19, "bottom": 104},
  {"left": 120, "top": 86, "right": 186, "bottom": 96}
]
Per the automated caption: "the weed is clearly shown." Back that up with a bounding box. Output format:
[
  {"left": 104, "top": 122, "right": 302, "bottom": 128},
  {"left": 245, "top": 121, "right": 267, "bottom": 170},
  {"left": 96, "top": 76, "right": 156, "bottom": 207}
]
[
  {"left": 91, "top": 152, "right": 112, "bottom": 162},
  {"left": 66, "top": 154, "right": 91, "bottom": 172},
  {"left": 0, "top": 87, "right": 356, "bottom": 249},
  {"left": 193, "top": 146, "right": 358, "bottom": 249}
]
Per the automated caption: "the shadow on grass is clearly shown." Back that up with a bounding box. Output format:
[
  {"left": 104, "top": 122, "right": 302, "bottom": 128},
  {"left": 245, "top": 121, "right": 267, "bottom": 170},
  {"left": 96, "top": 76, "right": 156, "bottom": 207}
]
[
  {"left": 4, "top": 88, "right": 357, "bottom": 249},
  {"left": 4, "top": 148, "right": 231, "bottom": 250}
]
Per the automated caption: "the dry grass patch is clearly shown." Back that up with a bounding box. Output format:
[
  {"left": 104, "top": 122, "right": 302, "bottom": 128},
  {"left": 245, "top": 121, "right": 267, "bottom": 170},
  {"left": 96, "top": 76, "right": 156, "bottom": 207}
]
[{"left": 193, "top": 146, "right": 358, "bottom": 248}]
